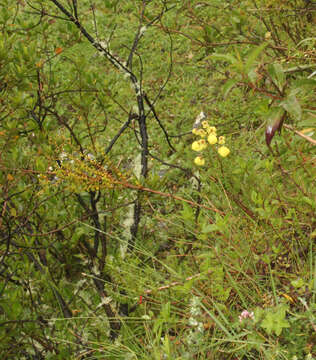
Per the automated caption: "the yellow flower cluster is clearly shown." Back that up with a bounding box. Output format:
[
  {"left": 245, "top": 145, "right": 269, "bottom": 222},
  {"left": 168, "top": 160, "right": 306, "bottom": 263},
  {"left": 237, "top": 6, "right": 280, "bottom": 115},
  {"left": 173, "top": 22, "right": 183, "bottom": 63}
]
[
  {"left": 191, "top": 139, "right": 207, "bottom": 151},
  {"left": 191, "top": 121, "right": 230, "bottom": 166}
]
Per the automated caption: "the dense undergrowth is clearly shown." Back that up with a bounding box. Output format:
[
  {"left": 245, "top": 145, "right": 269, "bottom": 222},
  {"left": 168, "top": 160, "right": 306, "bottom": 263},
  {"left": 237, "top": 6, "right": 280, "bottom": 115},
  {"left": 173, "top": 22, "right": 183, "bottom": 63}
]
[{"left": 0, "top": 0, "right": 315, "bottom": 359}]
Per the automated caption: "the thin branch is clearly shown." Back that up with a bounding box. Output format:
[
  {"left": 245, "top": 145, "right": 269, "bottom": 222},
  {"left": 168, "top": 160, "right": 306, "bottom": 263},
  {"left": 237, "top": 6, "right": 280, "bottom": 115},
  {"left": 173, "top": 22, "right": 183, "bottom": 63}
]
[
  {"left": 144, "top": 93, "right": 175, "bottom": 152},
  {"left": 105, "top": 112, "right": 136, "bottom": 154},
  {"left": 284, "top": 124, "right": 316, "bottom": 145}
]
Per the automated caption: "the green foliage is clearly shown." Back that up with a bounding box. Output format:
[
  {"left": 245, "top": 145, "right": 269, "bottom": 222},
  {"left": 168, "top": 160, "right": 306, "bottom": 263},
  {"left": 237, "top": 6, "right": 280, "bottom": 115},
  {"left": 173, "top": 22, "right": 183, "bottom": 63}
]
[
  {"left": 259, "top": 304, "right": 290, "bottom": 336},
  {"left": 0, "top": 0, "right": 315, "bottom": 359}
]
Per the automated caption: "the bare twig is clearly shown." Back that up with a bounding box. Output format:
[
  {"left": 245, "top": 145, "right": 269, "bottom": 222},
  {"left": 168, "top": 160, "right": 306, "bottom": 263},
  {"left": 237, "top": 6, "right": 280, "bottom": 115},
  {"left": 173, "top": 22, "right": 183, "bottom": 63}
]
[{"left": 284, "top": 124, "right": 316, "bottom": 145}]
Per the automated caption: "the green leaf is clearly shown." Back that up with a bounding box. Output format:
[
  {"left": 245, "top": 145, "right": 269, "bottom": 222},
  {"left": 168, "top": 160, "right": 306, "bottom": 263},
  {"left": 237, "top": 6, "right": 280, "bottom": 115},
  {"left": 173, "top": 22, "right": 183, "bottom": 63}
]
[
  {"left": 180, "top": 202, "right": 194, "bottom": 222},
  {"left": 280, "top": 93, "right": 302, "bottom": 120},
  {"left": 267, "top": 63, "right": 286, "bottom": 92},
  {"left": 291, "top": 278, "right": 305, "bottom": 288},
  {"left": 222, "top": 78, "right": 238, "bottom": 99},
  {"left": 201, "top": 223, "right": 218, "bottom": 233},
  {"left": 247, "top": 68, "right": 258, "bottom": 83},
  {"left": 244, "top": 42, "right": 268, "bottom": 73},
  {"left": 260, "top": 305, "right": 290, "bottom": 336},
  {"left": 273, "top": 317, "right": 290, "bottom": 336},
  {"left": 209, "top": 53, "right": 237, "bottom": 64}
]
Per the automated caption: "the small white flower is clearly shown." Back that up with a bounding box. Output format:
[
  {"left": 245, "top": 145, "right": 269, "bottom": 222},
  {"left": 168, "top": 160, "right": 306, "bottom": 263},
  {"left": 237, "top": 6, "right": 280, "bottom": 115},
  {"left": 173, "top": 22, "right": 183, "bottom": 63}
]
[
  {"left": 193, "top": 111, "right": 206, "bottom": 128},
  {"left": 188, "top": 318, "right": 198, "bottom": 327},
  {"left": 197, "top": 323, "right": 204, "bottom": 333},
  {"left": 59, "top": 152, "right": 68, "bottom": 161}
]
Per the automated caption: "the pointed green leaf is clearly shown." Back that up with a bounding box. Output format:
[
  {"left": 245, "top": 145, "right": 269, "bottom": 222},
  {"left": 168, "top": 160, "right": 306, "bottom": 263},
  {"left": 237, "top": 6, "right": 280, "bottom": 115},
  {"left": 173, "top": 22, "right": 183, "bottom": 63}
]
[
  {"left": 248, "top": 68, "right": 258, "bottom": 83},
  {"left": 280, "top": 94, "right": 302, "bottom": 120},
  {"left": 210, "top": 53, "right": 237, "bottom": 64},
  {"left": 267, "top": 63, "right": 286, "bottom": 92},
  {"left": 223, "top": 78, "right": 238, "bottom": 99},
  {"left": 245, "top": 42, "right": 268, "bottom": 73}
]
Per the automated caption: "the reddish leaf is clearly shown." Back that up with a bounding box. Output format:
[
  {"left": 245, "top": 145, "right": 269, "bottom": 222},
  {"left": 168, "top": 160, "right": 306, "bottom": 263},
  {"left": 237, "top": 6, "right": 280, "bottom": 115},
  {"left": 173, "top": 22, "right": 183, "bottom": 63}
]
[
  {"left": 265, "top": 107, "right": 285, "bottom": 147},
  {"left": 55, "top": 47, "right": 63, "bottom": 55}
]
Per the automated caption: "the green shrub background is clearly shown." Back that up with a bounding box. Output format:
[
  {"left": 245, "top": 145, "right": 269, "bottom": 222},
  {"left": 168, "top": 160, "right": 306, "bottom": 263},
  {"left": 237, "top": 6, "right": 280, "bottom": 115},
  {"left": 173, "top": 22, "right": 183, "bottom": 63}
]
[{"left": 0, "top": 1, "right": 315, "bottom": 359}]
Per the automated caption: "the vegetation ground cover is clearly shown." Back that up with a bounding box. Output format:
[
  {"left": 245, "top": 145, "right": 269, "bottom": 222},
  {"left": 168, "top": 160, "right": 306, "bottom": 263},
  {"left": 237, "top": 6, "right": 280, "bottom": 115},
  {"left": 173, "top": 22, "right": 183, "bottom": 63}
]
[{"left": 0, "top": 1, "right": 315, "bottom": 359}]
